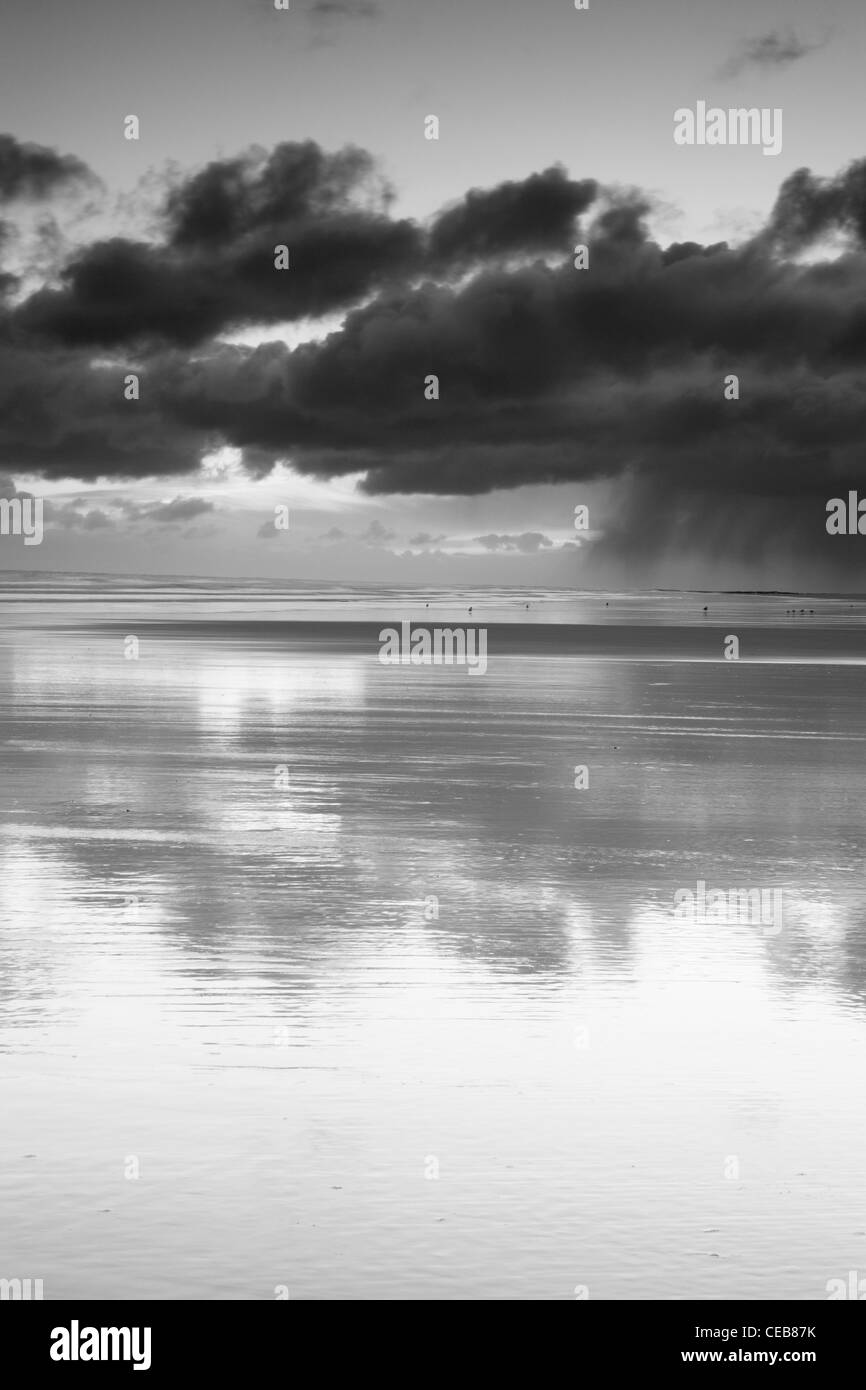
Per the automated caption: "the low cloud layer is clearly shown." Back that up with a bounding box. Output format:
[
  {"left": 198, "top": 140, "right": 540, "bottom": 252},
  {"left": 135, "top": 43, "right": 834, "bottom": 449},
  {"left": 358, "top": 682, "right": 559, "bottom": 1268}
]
[
  {"left": 475, "top": 532, "right": 554, "bottom": 553},
  {"left": 0, "top": 135, "right": 96, "bottom": 203}
]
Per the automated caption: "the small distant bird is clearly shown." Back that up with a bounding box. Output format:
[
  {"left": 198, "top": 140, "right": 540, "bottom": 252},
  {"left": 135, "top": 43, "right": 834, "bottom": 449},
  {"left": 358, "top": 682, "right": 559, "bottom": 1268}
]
[
  {"left": 703, "top": 606, "right": 708, "bottom": 612},
  {"left": 468, "top": 606, "right": 473, "bottom": 614}
]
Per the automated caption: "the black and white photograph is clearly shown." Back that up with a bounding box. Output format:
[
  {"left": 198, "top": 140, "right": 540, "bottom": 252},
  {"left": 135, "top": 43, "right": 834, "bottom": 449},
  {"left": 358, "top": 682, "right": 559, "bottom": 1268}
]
[{"left": 1, "top": 0, "right": 865, "bottom": 1347}]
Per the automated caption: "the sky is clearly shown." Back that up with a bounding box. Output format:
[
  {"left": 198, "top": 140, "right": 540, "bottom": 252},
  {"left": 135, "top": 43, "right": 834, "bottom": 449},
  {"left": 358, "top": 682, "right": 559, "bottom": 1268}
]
[{"left": 1, "top": 0, "right": 865, "bottom": 588}]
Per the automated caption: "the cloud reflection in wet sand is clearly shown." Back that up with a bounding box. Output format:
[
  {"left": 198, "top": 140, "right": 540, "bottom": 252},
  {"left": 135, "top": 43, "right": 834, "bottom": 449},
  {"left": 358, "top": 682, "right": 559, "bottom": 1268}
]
[{"left": 1, "top": 607, "right": 866, "bottom": 1299}]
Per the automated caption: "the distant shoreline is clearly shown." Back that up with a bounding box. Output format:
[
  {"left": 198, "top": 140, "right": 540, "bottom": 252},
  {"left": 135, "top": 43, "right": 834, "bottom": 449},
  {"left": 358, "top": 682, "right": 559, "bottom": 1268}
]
[{"left": 1, "top": 569, "right": 865, "bottom": 600}]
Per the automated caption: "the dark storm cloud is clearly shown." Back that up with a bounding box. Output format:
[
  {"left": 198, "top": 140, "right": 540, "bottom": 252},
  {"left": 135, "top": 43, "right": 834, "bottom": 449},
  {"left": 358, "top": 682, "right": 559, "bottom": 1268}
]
[
  {"left": 5, "top": 138, "right": 866, "bottom": 572},
  {"left": 765, "top": 159, "right": 866, "bottom": 251},
  {"left": 0, "top": 136, "right": 96, "bottom": 303},
  {"left": 11, "top": 147, "right": 599, "bottom": 348},
  {"left": 15, "top": 216, "right": 419, "bottom": 348},
  {"left": 0, "top": 343, "right": 203, "bottom": 480},
  {"left": 0, "top": 134, "right": 96, "bottom": 202},
  {"left": 157, "top": 216, "right": 865, "bottom": 501},
  {"left": 15, "top": 141, "right": 420, "bottom": 347},
  {"left": 718, "top": 27, "right": 827, "bottom": 79},
  {"left": 164, "top": 142, "right": 389, "bottom": 248},
  {"left": 429, "top": 167, "right": 597, "bottom": 269}
]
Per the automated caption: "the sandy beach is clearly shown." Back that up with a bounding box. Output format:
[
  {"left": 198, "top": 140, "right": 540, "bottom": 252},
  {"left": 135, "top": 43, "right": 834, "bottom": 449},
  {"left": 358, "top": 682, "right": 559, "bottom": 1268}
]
[{"left": 1, "top": 578, "right": 865, "bottom": 1298}]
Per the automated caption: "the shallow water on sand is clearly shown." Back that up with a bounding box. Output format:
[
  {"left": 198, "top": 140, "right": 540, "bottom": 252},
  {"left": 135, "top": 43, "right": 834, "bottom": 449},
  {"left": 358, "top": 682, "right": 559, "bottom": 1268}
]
[{"left": 1, "top": 581, "right": 866, "bottom": 1299}]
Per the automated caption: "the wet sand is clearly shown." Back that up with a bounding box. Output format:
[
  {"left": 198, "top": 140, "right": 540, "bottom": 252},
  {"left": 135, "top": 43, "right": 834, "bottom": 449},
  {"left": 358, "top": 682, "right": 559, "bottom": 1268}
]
[{"left": 1, "top": 579, "right": 865, "bottom": 1299}]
